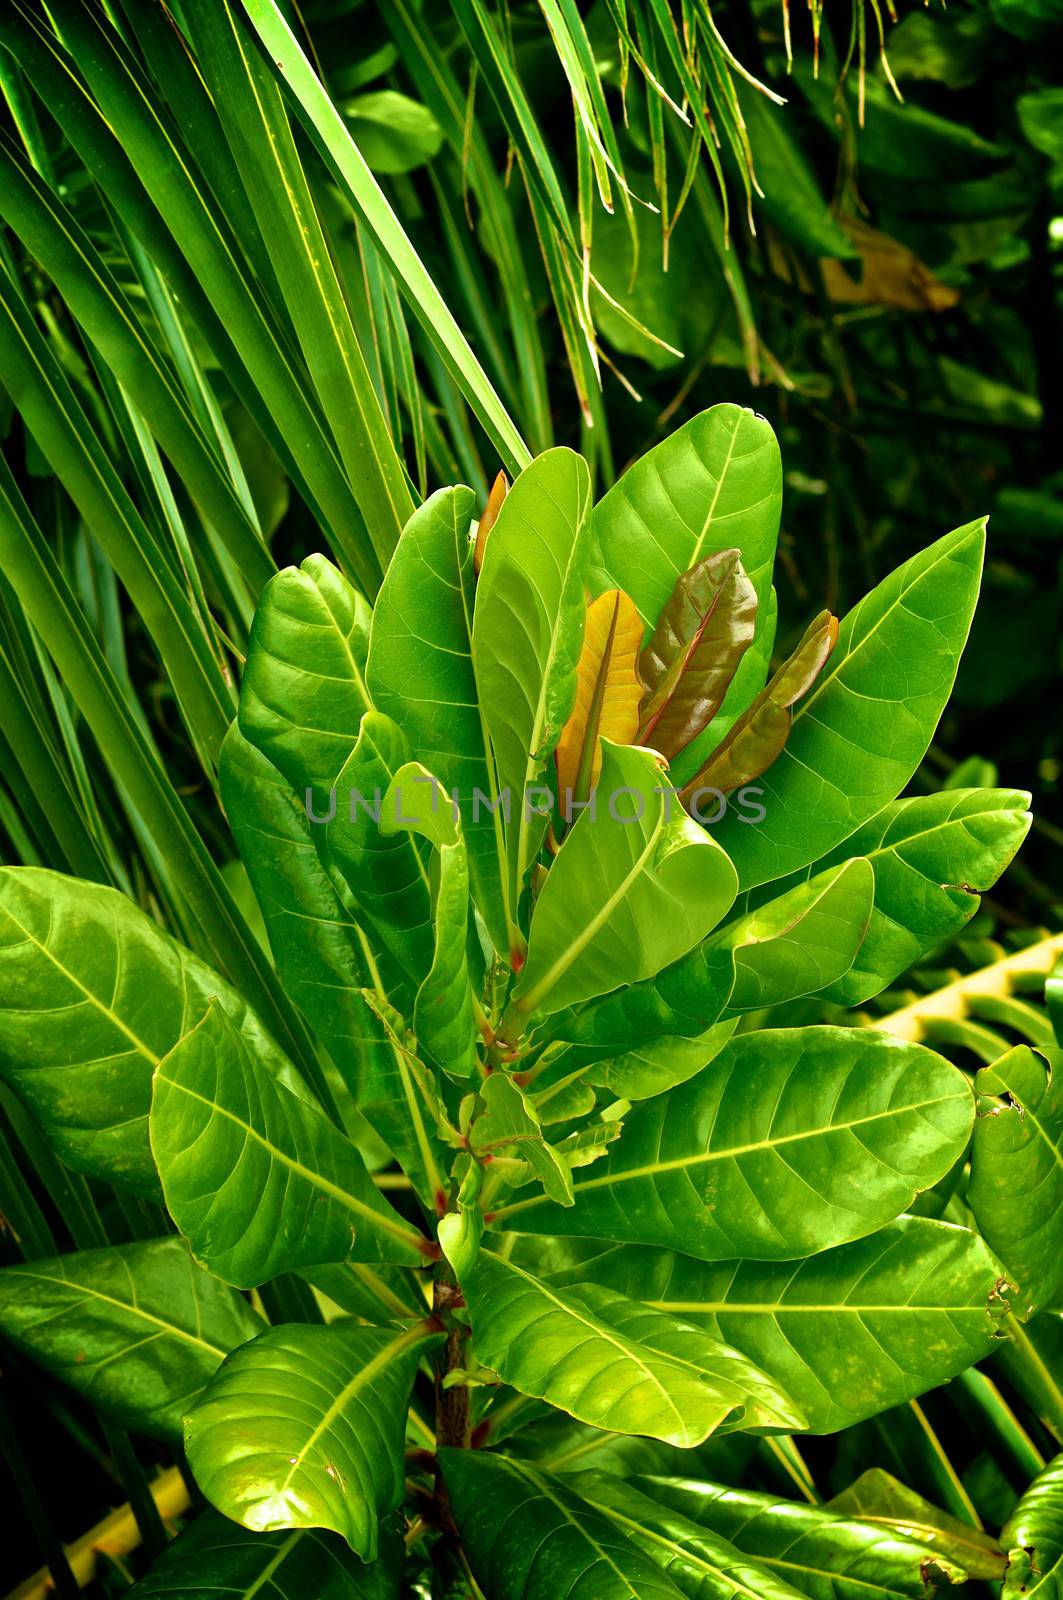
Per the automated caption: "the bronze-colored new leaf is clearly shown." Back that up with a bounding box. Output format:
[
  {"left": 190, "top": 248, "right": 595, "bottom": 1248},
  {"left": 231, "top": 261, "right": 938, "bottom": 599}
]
[
  {"left": 473, "top": 470, "right": 509, "bottom": 574},
  {"left": 681, "top": 609, "right": 838, "bottom": 803},
  {"left": 554, "top": 589, "right": 644, "bottom": 805},
  {"left": 637, "top": 548, "right": 757, "bottom": 759}
]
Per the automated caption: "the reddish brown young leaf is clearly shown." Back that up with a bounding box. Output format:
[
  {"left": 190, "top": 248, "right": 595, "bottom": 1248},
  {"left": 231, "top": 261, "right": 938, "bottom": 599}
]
[
  {"left": 473, "top": 469, "right": 509, "bottom": 574},
  {"left": 637, "top": 549, "right": 758, "bottom": 759}
]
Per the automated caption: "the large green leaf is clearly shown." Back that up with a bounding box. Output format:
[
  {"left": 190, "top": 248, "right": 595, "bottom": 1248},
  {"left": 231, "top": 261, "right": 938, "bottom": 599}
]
[
  {"left": 185, "top": 1320, "right": 442, "bottom": 1559},
  {"left": 826, "top": 1469, "right": 1007, "bottom": 1583},
  {"left": 969, "top": 1045, "right": 1063, "bottom": 1319},
  {"left": 631, "top": 1476, "right": 967, "bottom": 1598},
  {"left": 1001, "top": 1450, "right": 1063, "bottom": 1597},
  {"left": 459, "top": 1251, "right": 803, "bottom": 1445},
  {"left": 150, "top": 999, "right": 432, "bottom": 1286},
  {"left": 495, "top": 1028, "right": 973, "bottom": 1258},
  {"left": 757, "top": 788, "right": 1031, "bottom": 1007},
  {"left": 239, "top": 555, "right": 372, "bottom": 797},
  {"left": 441, "top": 1449, "right": 690, "bottom": 1600},
  {"left": 367, "top": 485, "right": 508, "bottom": 950},
  {"left": 0, "top": 867, "right": 294, "bottom": 1195},
  {"left": 126, "top": 1511, "right": 400, "bottom": 1600},
  {"left": 563, "top": 1217, "right": 1005, "bottom": 1432},
  {"left": 322, "top": 712, "right": 435, "bottom": 984},
  {"left": 508, "top": 743, "right": 738, "bottom": 1021},
  {"left": 561, "top": 1474, "right": 836, "bottom": 1600},
  {"left": 471, "top": 447, "right": 591, "bottom": 934},
  {"left": 590, "top": 405, "right": 781, "bottom": 785},
  {"left": 713, "top": 522, "right": 986, "bottom": 888},
  {"left": 580, "top": 1020, "right": 738, "bottom": 1102},
  {"left": 0, "top": 1236, "right": 262, "bottom": 1443},
  {"left": 707, "top": 858, "right": 874, "bottom": 1015},
  {"left": 380, "top": 762, "right": 478, "bottom": 1077}
]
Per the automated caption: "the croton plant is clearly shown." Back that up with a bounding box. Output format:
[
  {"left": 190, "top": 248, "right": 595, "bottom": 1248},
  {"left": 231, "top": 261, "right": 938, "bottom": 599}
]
[{"left": 0, "top": 405, "right": 1052, "bottom": 1598}]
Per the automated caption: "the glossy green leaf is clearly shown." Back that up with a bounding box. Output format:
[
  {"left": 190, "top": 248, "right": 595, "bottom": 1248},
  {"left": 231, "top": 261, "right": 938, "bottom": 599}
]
[
  {"left": 637, "top": 549, "right": 758, "bottom": 761},
  {"left": 562, "top": 1474, "right": 830, "bottom": 1600},
  {"left": 0, "top": 867, "right": 294, "bottom": 1196},
  {"left": 707, "top": 858, "right": 874, "bottom": 1015},
  {"left": 343, "top": 89, "right": 443, "bottom": 174},
  {"left": 381, "top": 762, "right": 478, "bottom": 1078},
  {"left": 765, "top": 788, "right": 1032, "bottom": 1007},
  {"left": 0, "top": 1236, "right": 262, "bottom": 1443},
  {"left": 441, "top": 1448, "right": 690, "bottom": 1600},
  {"left": 185, "top": 1319, "right": 442, "bottom": 1558},
  {"left": 581, "top": 1020, "right": 738, "bottom": 1102},
  {"left": 713, "top": 521, "right": 986, "bottom": 888},
  {"left": 496, "top": 1028, "right": 973, "bottom": 1258},
  {"left": 471, "top": 1075, "right": 573, "bottom": 1206},
  {"left": 826, "top": 1469, "right": 1006, "bottom": 1583},
  {"left": 367, "top": 486, "right": 507, "bottom": 950},
  {"left": 508, "top": 743, "right": 738, "bottom": 1020},
  {"left": 240, "top": 555, "right": 372, "bottom": 796},
  {"left": 970, "top": 1045, "right": 1063, "bottom": 1319},
  {"left": 631, "top": 1475, "right": 967, "bottom": 1598},
  {"left": 458, "top": 1251, "right": 803, "bottom": 1445},
  {"left": 323, "top": 714, "right": 435, "bottom": 984},
  {"left": 1001, "top": 1450, "right": 1063, "bottom": 1597},
  {"left": 565, "top": 1217, "right": 1006, "bottom": 1433},
  {"left": 125, "top": 1511, "right": 400, "bottom": 1600},
  {"left": 591, "top": 405, "right": 781, "bottom": 784},
  {"left": 992, "top": 1314, "right": 1063, "bottom": 1448},
  {"left": 471, "top": 447, "right": 592, "bottom": 930},
  {"left": 150, "top": 999, "right": 431, "bottom": 1287}
]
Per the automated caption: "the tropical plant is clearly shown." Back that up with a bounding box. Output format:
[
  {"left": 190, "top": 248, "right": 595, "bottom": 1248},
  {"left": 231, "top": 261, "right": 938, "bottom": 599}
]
[{"left": 1, "top": 397, "right": 1052, "bottom": 1598}]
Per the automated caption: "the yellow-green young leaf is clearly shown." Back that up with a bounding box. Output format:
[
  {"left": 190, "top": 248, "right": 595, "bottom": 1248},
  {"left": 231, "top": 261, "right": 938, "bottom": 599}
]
[
  {"left": 381, "top": 762, "right": 479, "bottom": 1079},
  {"left": 458, "top": 1251, "right": 803, "bottom": 1446},
  {"left": 124, "top": 1511, "right": 401, "bottom": 1600},
  {"left": 0, "top": 867, "right": 297, "bottom": 1197},
  {"left": 495, "top": 1028, "right": 974, "bottom": 1260},
  {"left": 508, "top": 742, "right": 738, "bottom": 1020},
  {"left": 638, "top": 550, "right": 757, "bottom": 761},
  {"left": 151, "top": 1000, "right": 432, "bottom": 1287},
  {"left": 0, "top": 1237, "right": 262, "bottom": 1443},
  {"left": 239, "top": 554, "right": 372, "bottom": 797},
  {"left": 471, "top": 447, "right": 592, "bottom": 939},
  {"left": 554, "top": 588, "right": 644, "bottom": 804},
  {"left": 1001, "top": 1451, "right": 1063, "bottom": 1598},
  {"left": 185, "top": 1320, "right": 442, "bottom": 1559},
  {"left": 441, "top": 1450, "right": 690, "bottom": 1600},
  {"left": 471, "top": 1073, "right": 573, "bottom": 1206},
  {"left": 969, "top": 1045, "right": 1063, "bottom": 1319},
  {"left": 563, "top": 1217, "right": 1005, "bottom": 1433}
]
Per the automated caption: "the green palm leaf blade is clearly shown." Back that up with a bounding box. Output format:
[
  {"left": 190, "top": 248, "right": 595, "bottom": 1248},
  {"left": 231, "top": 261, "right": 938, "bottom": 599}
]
[
  {"left": 557, "top": 1474, "right": 820, "bottom": 1600},
  {"left": 471, "top": 446, "right": 592, "bottom": 939},
  {"left": 494, "top": 1028, "right": 974, "bottom": 1259},
  {"left": 185, "top": 1320, "right": 442, "bottom": 1559},
  {"left": 439, "top": 1449, "right": 691, "bottom": 1600},
  {"left": 381, "top": 761, "right": 479, "bottom": 1078},
  {"left": 560, "top": 1217, "right": 1006, "bottom": 1433},
  {"left": 713, "top": 521, "right": 986, "bottom": 889},
  {"left": 969, "top": 1044, "right": 1063, "bottom": 1319},
  {"left": 708, "top": 857, "right": 874, "bottom": 1015},
  {"left": 458, "top": 1250, "right": 804, "bottom": 1446},
  {"left": 508, "top": 743, "right": 739, "bottom": 1020},
  {"left": 367, "top": 485, "right": 509, "bottom": 953},
  {"left": 0, "top": 1236, "right": 262, "bottom": 1443},
  {"left": 239, "top": 555, "right": 372, "bottom": 797},
  {"left": 590, "top": 404, "right": 782, "bottom": 786},
  {"left": 150, "top": 999, "right": 432, "bottom": 1287},
  {"left": 0, "top": 867, "right": 297, "bottom": 1196},
  {"left": 125, "top": 1511, "right": 401, "bottom": 1600},
  {"left": 219, "top": 726, "right": 445, "bottom": 1204},
  {"left": 760, "top": 788, "right": 1032, "bottom": 1007},
  {"left": 1001, "top": 1451, "right": 1063, "bottom": 1598},
  {"left": 630, "top": 1476, "right": 969, "bottom": 1599}
]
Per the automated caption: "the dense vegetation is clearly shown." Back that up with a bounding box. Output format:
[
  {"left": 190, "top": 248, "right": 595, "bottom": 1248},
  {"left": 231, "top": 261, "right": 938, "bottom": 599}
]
[{"left": 0, "top": 3, "right": 1061, "bottom": 1598}]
